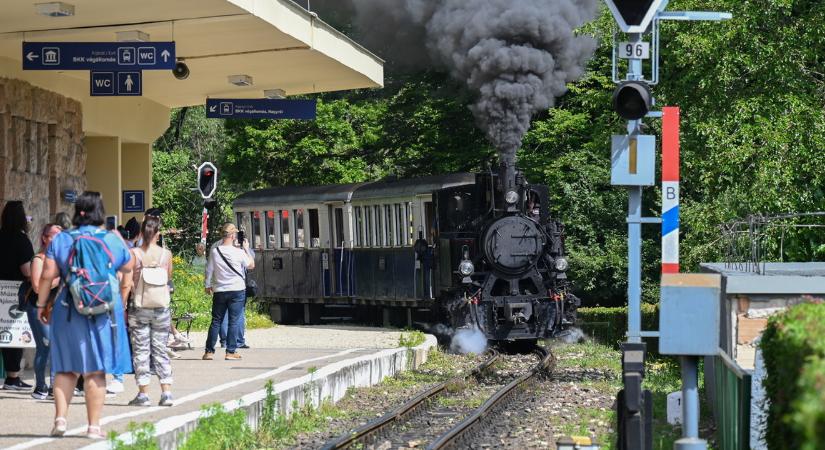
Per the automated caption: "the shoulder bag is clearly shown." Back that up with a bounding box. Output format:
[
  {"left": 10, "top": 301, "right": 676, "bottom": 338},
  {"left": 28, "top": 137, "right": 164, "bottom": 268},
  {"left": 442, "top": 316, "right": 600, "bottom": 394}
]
[{"left": 216, "top": 247, "right": 257, "bottom": 298}]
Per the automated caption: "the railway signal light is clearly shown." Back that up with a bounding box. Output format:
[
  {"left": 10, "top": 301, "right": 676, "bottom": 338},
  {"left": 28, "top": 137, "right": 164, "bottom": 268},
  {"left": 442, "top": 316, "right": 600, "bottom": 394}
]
[
  {"left": 197, "top": 162, "right": 218, "bottom": 199},
  {"left": 612, "top": 81, "right": 652, "bottom": 121}
]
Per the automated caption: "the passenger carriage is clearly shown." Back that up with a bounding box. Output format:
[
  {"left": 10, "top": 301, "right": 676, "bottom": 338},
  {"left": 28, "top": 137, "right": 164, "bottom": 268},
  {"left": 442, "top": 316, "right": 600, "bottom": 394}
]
[{"left": 232, "top": 173, "right": 476, "bottom": 325}]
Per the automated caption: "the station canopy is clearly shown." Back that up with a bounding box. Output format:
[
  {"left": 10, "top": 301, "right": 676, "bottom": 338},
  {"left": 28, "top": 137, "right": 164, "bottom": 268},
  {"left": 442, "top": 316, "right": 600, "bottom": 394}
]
[{"left": 0, "top": 0, "right": 384, "bottom": 108}]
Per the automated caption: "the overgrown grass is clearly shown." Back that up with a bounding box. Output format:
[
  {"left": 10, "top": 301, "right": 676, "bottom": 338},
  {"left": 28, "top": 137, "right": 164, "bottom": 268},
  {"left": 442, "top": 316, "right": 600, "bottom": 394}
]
[
  {"left": 108, "top": 422, "right": 159, "bottom": 450},
  {"left": 171, "top": 256, "right": 274, "bottom": 331},
  {"left": 398, "top": 329, "right": 426, "bottom": 348}
]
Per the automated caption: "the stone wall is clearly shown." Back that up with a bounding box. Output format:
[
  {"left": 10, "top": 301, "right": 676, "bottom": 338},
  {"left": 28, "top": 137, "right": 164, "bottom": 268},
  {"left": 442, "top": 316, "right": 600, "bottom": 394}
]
[{"left": 0, "top": 78, "right": 85, "bottom": 244}]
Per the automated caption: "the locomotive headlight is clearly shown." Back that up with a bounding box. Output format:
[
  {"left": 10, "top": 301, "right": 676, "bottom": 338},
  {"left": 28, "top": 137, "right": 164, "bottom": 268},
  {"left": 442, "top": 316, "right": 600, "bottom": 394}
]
[
  {"left": 458, "top": 259, "right": 475, "bottom": 276},
  {"left": 505, "top": 190, "right": 519, "bottom": 204},
  {"left": 554, "top": 257, "right": 569, "bottom": 272}
]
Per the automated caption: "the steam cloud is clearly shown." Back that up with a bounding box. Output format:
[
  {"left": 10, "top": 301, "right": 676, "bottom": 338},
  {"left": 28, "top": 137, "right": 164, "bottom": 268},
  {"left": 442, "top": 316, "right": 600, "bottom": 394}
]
[
  {"left": 326, "top": 0, "right": 598, "bottom": 161},
  {"left": 450, "top": 327, "right": 488, "bottom": 355}
]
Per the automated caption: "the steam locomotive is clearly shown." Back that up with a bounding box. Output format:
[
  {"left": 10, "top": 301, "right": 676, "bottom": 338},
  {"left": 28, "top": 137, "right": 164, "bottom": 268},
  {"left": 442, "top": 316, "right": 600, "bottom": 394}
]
[{"left": 233, "top": 165, "right": 578, "bottom": 342}]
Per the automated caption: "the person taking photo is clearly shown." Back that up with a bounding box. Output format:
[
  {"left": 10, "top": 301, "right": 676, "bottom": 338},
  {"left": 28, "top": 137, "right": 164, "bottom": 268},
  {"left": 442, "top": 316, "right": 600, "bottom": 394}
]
[{"left": 203, "top": 223, "right": 254, "bottom": 361}]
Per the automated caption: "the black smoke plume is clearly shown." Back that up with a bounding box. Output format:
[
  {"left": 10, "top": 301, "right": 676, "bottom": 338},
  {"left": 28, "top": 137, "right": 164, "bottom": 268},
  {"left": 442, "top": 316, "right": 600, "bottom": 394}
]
[{"left": 314, "top": 0, "right": 598, "bottom": 159}]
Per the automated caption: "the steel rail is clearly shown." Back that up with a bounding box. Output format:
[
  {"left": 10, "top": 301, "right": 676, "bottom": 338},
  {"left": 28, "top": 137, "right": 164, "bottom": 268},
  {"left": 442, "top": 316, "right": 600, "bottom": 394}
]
[
  {"left": 320, "top": 350, "right": 501, "bottom": 450},
  {"left": 426, "top": 345, "right": 555, "bottom": 450}
]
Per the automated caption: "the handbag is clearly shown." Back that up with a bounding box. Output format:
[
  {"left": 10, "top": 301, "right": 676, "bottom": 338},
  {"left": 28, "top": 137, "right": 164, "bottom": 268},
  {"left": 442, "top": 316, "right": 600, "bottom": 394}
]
[
  {"left": 216, "top": 247, "right": 257, "bottom": 298},
  {"left": 133, "top": 246, "right": 171, "bottom": 309}
]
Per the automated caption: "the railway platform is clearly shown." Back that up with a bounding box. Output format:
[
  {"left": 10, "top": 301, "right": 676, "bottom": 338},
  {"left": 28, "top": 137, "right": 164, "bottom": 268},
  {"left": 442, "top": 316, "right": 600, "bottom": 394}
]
[{"left": 0, "top": 326, "right": 435, "bottom": 450}]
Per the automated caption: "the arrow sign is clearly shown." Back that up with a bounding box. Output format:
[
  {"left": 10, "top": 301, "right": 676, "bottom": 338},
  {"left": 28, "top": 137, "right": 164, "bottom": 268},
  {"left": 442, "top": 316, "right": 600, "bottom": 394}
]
[
  {"left": 603, "top": 0, "right": 666, "bottom": 33},
  {"left": 205, "top": 98, "right": 317, "bottom": 120},
  {"left": 23, "top": 42, "right": 175, "bottom": 71}
]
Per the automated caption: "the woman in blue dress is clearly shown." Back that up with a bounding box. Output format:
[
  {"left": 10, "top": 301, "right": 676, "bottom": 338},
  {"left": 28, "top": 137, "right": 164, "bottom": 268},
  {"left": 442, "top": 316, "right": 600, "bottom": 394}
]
[{"left": 35, "top": 192, "right": 134, "bottom": 439}]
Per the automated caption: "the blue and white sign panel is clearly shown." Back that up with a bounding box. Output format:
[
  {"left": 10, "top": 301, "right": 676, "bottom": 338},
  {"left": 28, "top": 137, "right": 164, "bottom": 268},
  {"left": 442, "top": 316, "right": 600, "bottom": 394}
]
[
  {"left": 123, "top": 190, "right": 145, "bottom": 213},
  {"left": 205, "top": 99, "right": 317, "bottom": 120},
  {"left": 90, "top": 71, "right": 142, "bottom": 96},
  {"left": 23, "top": 42, "right": 175, "bottom": 71}
]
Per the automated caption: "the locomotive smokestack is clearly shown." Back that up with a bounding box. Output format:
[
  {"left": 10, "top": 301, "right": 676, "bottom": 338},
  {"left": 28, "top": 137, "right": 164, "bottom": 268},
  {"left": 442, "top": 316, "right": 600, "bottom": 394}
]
[{"left": 332, "top": 0, "right": 599, "bottom": 170}]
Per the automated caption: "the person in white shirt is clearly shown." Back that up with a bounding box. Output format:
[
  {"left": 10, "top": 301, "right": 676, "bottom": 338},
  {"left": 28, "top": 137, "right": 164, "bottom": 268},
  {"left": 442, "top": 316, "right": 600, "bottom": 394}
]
[{"left": 202, "top": 223, "right": 254, "bottom": 360}]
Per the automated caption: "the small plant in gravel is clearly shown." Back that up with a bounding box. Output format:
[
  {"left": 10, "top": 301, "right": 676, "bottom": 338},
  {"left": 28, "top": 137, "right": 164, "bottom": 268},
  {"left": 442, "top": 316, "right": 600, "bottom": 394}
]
[
  {"left": 108, "top": 422, "right": 158, "bottom": 450},
  {"left": 399, "top": 329, "right": 426, "bottom": 348}
]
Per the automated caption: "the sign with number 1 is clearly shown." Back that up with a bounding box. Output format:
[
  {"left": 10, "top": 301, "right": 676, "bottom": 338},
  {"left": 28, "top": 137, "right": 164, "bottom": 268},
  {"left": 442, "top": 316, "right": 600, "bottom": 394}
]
[{"left": 123, "top": 190, "right": 145, "bottom": 213}]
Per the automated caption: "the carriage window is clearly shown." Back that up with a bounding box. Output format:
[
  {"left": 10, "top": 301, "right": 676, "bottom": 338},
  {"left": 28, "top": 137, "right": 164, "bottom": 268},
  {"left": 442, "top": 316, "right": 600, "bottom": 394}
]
[
  {"left": 384, "top": 205, "right": 393, "bottom": 247},
  {"left": 294, "top": 209, "right": 305, "bottom": 248},
  {"left": 395, "top": 203, "right": 404, "bottom": 246},
  {"left": 354, "top": 206, "right": 363, "bottom": 247},
  {"left": 407, "top": 202, "right": 415, "bottom": 245},
  {"left": 308, "top": 209, "right": 320, "bottom": 248},
  {"left": 365, "top": 206, "right": 374, "bottom": 247},
  {"left": 250, "top": 212, "right": 262, "bottom": 249},
  {"left": 374, "top": 206, "right": 383, "bottom": 247},
  {"left": 334, "top": 208, "right": 345, "bottom": 248},
  {"left": 264, "top": 211, "right": 277, "bottom": 248},
  {"left": 279, "top": 210, "right": 290, "bottom": 248},
  {"left": 424, "top": 201, "right": 435, "bottom": 244}
]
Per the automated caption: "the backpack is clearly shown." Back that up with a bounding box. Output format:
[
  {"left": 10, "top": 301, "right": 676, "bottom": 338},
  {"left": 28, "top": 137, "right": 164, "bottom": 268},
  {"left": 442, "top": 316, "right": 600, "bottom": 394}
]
[
  {"left": 66, "top": 229, "right": 119, "bottom": 316},
  {"left": 133, "top": 245, "right": 170, "bottom": 309}
]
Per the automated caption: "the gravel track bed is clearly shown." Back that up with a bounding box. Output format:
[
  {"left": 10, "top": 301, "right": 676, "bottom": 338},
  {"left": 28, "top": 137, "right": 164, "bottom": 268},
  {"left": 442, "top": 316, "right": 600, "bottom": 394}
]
[
  {"left": 370, "top": 353, "right": 539, "bottom": 449},
  {"left": 291, "top": 352, "right": 488, "bottom": 449},
  {"left": 466, "top": 359, "right": 619, "bottom": 449}
]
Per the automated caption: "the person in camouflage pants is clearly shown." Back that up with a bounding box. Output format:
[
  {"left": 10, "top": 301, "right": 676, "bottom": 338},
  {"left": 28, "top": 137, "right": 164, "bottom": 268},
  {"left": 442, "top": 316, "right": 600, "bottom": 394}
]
[{"left": 129, "top": 307, "right": 173, "bottom": 386}]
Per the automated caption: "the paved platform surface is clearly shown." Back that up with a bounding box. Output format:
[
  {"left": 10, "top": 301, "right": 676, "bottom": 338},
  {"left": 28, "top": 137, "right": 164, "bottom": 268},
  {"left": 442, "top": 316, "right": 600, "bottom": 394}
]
[{"left": 0, "top": 325, "right": 404, "bottom": 450}]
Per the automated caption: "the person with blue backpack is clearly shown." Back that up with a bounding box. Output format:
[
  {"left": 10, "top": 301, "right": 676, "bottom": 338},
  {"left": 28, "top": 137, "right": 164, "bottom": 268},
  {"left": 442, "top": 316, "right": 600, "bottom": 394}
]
[{"left": 35, "top": 192, "right": 134, "bottom": 439}]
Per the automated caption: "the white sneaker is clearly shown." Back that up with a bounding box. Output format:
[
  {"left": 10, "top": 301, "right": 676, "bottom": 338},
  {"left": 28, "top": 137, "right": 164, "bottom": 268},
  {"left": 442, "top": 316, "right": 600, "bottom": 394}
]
[
  {"left": 173, "top": 333, "right": 191, "bottom": 344},
  {"left": 106, "top": 379, "right": 124, "bottom": 394}
]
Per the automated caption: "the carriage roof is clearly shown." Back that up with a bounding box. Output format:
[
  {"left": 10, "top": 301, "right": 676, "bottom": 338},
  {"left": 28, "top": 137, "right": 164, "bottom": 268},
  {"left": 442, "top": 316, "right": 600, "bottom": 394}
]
[
  {"left": 233, "top": 182, "right": 367, "bottom": 207},
  {"left": 233, "top": 173, "right": 476, "bottom": 208},
  {"left": 349, "top": 173, "right": 476, "bottom": 201}
]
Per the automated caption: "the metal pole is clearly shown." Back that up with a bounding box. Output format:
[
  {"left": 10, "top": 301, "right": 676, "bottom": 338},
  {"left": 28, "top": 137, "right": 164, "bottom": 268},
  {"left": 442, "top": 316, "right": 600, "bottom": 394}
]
[
  {"left": 626, "top": 32, "right": 643, "bottom": 344},
  {"left": 676, "top": 356, "right": 706, "bottom": 450}
]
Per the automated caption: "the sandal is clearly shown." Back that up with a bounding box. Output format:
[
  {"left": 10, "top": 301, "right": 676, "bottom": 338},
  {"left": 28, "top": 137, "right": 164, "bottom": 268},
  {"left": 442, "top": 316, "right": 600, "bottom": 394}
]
[
  {"left": 50, "top": 417, "right": 67, "bottom": 437},
  {"left": 86, "top": 425, "right": 105, "bottom": 439}
]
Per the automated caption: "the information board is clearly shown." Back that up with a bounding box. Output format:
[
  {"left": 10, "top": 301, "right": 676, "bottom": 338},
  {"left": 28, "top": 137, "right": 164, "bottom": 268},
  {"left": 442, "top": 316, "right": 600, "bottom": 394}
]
[{"left": 0, "top": 280, "right": 34, "bottom": 349}]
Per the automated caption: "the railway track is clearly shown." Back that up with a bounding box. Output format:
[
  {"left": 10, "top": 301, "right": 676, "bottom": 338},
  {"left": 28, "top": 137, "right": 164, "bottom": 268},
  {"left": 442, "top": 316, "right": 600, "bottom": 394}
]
[{"left": 321, "top": 345, "right": 554, "bottom": 450}]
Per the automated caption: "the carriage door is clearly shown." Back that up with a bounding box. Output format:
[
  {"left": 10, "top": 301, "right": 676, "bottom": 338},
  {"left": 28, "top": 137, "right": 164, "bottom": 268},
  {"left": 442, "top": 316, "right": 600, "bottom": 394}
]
[{"left": 332, "top": 207, "right": 350, "bottom": 296}]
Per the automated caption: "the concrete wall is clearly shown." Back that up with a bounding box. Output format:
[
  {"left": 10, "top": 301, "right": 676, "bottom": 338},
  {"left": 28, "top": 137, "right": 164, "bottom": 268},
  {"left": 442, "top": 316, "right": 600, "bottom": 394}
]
[{"left": 0, "top": 77, "right": 84, "bottom": 241}]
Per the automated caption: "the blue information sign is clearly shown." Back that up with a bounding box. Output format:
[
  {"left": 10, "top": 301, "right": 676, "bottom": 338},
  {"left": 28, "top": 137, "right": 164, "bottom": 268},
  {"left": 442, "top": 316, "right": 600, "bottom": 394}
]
[
  {"left": 90, "top": 71, "right": 142, "bottom": 96},
  {"left": 23, "top": 42, "right": 175, "bottom": 71},
  {"left": 205, "top": 99, "right": 316, "bottom": 120},
  {"left": 123, "top": 190, "right": 145, "bottom": 213}
]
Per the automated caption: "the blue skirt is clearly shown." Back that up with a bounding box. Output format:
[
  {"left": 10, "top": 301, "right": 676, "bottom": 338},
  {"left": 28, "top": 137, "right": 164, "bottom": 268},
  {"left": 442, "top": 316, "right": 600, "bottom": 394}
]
[{"left": 50, "top": 290, "right": 133, "bottom": 375}]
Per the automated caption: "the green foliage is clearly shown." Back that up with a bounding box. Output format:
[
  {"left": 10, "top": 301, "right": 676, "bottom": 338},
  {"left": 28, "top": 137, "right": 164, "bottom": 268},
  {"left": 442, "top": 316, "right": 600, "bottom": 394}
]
[
  {"left": 151, "top": 0, "right": 825, "bottom": 308},
  {"left": 108, "top": 422, "right": 158, "bottom": 450},
  {"left": 576, "top": 305, "right": 659, "bottom": 348},
  {"left": 398, "top": 329, "right": 426, "bottom": 348},
  {"left": 171, "top": 255, "right": 273, "bottom": 331},
  {"left": 761, "top": 301, "right": 825, "bottom": 450},
  {"left": 179, "top": 404, "right": 255, "bottom": 450}
]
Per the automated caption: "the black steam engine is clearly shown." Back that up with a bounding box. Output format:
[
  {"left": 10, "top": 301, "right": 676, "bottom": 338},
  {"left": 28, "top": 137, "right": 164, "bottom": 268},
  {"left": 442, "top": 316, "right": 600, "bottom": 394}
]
[{"left": 430, "top": 163, "right": 579, "bottom": 341}]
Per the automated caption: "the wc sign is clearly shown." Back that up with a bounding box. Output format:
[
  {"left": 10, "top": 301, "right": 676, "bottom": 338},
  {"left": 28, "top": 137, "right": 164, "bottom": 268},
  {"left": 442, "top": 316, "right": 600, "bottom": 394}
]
[{"left": 90, "top": 71, "right": 142, "bottom": 96}]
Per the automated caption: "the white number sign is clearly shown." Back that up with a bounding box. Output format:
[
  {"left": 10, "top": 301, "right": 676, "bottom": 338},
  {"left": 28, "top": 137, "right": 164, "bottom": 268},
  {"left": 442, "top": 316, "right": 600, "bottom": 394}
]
[{"left": 618, "top": 42, "right": 651, "bottom": 60}]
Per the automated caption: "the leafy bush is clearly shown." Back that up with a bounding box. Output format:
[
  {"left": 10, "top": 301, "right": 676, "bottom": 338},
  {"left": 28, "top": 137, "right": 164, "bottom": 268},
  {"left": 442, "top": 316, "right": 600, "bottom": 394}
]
[
  {"left": 171, "top": 255, "right": 274, "bottom": 331},
  {"left": 576, "top": 304, "right": 658, "bottom": 348},
  {"left": 761, "top": 302, "right": 825, "bottom": 450}
]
